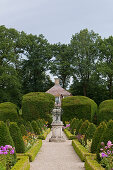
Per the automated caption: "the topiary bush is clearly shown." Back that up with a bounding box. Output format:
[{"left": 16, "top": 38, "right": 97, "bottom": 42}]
[
  {"left": 97, "top": 99, "right": 113, "bottom": 124},
  {"left": 31, "top": 120, "right": 41, "bottom": 135},
  {"left": 85, "top": 123, "right": 96, "bottom": 140},
  {"left": 0, "top": 121, "right": 14, "bottom": 147},
  {"left": 9, "top": 122, "right": 25, "bottom": 153},
  {"left": 76, "top": 119, "right": 83, "bottom": 135},
  {"left": 70, "top": 118, "right": 80, "bottom": 134},
  {"left": 79, "top": 120, "right": 90, "bottom": 135},
  {"left": 20, "top": 124, "right": 27, "bottom": 136},
  {"left": 25, "top": 121, "right": 34, "bottom": 133},
  {"left": 22, "top": 92, "right": 55, "bottom": 121},
  {"left": 62, "top": 96, "right": 97, "bottom": 122},
  {"left": 91, "top": 122, "right": 107, "bottom": 153},
  {"left": 0, "top": 102, "right": 18, "bottom": 122}
]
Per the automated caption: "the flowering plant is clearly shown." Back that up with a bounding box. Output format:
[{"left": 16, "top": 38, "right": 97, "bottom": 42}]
[
  {"left": 0, "top": 145, "right": 15, "bottom": 169},
  {"left": 23, "top": 132, "right": 37, "bottom": 151},
  {"left": 76, "top": 134, "right": 85, "bottom": 146},
  {"left": 100, "top": 141, "right": 113, "bottom": 169},
  {"left": 63, "top": 124, "right": 70, "bottom": 130}
]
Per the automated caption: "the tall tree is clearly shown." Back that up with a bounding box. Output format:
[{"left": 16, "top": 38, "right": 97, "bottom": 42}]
[
  {"left": 21, "top": 34, "right": 52, "bottom": 93},
  {"left": 70, "top": 29, "right": 100, "bottom": 96},
  {"left": 97, "top": 36, "right": 113, "bottom": 98},
  {"left": 49, "top": 43, "right": 73, "bottom": 88}
]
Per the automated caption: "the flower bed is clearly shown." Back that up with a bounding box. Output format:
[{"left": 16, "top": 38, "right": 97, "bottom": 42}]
[
  {"left": 64, "top": 129, "right": 76, "bottom": 140},
  {"left": 38, "top": 128, "right": 51, "bottom": 140},
  {"left": 11, "top": 155, "right": 30, "bottom": 170},
  {"left": 85, "top": 155, "right": 105, "bottom": 170}
]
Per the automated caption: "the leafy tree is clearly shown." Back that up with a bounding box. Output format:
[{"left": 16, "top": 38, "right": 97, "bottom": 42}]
[
  {"left": 70, "top": 29, "right": 100, "bottom": 96},
  {"left": 49, "top": 43, "right": 74, "bottom": 88},
  {"left": 97, "top": 36, "right": 113, "bottom": 98}
]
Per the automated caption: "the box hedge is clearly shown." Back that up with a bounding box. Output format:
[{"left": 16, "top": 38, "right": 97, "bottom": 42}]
[
  {"left": 64, "top": 129, "right": 76, "bottom": 140},
  {"left": 11, "top": 155, "right": 30, "bottom": 170},
  {"left": 9, "top": 122, "right": 25, "bottom": 153},
  {"left": 22, "top": 92, "right": 55, "bottom": 121},
  {"left": 85, "top": 155, "right": 105, "bottom": 170},
  {"left": 97, "top": 99, "right": 113, "bottom": 124},
  {"left": 0, "top": 102, "right": 18, "bottom": 122},
  {"left": 0, "top": 121, "right": 14, "bottom": 147},
  {"left": 62, "top": 96, "right": 97, "bottom": 122}
]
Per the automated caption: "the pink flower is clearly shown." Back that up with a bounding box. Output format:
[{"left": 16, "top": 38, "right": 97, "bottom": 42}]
[
  {"left": 10, "top": 149, "right": 14, "bottom": 154},
  {"left": 101, "top": 152, "right": 108, "bottom": 157},
  {"left": 0, "top": 150, "right": 3, "bottom": 154},
  {"left": 107, "top": 141, "right": 112, "bottom": 147}
]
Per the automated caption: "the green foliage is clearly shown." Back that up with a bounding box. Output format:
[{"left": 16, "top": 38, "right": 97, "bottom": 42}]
[
  {"left": 31, "top": 121, "right": 41, "bottom": 135},
  {"left": 85, "top": 156, "right": 105, "bottom": 170},
  {"left": 70, "top": 118, "right": 79, "bottom": 134},
  {"left": 98, "top": 100, "right": 113, "bottom": 123},
  {"left": 76, "top": 119, "right": 83, "bottom": 135},
  {"left": 62, "top": 96, "right": 97, "bottom": 122},
  {"left": 24, "top": 140, "right": 42, "bottom": 162},
  {"left": 11, "top": 155, "right": 30, "bottom": 170},
  {"left": 22, "top": 92, "right": 55, "bottom": 121},
  {"left": 91, "top": 122, "right": 107, "bottom": 153},
  {"left": 9, "top": 122, "right": 25, "bottom": 153},
  {"left": 25, "top": 121, "right": 34, "bottom": 133},
  {"left": 20, "top": 124, "right": 27, "bottom": 136},
  {"left": 0, "top": 121, "right": 14, "bottom": 147},
  {"left": 85, "top": 123, "right": 96, "bottom": 140},
  {"left": 72, "top": 139, "right": 91, "bottom": 162},
  {"left": 38, "top": 128, "right": 51, "bottom": 140},
  {"left": 0, "top": 102, "right": 18, "bottom": 122},
  {"left": 64, "top": 129, "right": 76, "bottom": 140},
  {"left": 79, "top": 120, "right": 90, "bottom": 135}
]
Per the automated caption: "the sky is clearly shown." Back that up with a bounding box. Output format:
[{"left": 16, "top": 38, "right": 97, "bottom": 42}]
[
  {"left": 0, "top": 0, "right": 113, "bottom": 45},
  {"left": 0, "top": 0, "right": 113, "bottom": 84}
]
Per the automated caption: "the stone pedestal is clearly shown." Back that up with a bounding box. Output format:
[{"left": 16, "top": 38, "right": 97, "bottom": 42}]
[{"left": 49, "top": 121, "right": 66, "bottom": 142}]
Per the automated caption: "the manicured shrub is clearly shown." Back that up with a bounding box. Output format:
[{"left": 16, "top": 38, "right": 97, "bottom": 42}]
[
  {"left": 36, "top": 120, "right": 43, "bottom": 132},
  {"left": 20, "top": 124, "right": 27, "bottom": 136},
  {"left": 85, "top": 123, "right": 96, "bottom": 140},
  {"left": 70, "top": 118, "right": 79, "bottom": 134},
  {"left": 91, "top": 122, "right": 107, "bottom": 153},
  {"left": 9, "top": 122, "right": 25, "bottom": 153},
  {"left": 31, "top": 120, "right": 41, "bottom": 135},
  {"left": 0, "top": 121, "right": 14, "bottom": 147},
  {"left": 0, "top": 102, "right": 18, "bottom": 122},
  {"left": 97, "top": 99, "right": 113, "bottom": 124},
  {"left": 79, "top": 120, "right": 90, "bottom": 135},
  {"left": 76, "top": 119, "right": 83, "bottom": 135},
  {"left": 25, "top": 121, "right": 34, "bottom": 133},
  {"left": 62, "top": 96, "right": 97, "bottom": 122},
  {"left": 22, "top": 92, "right": 55, "bottom": 121}
]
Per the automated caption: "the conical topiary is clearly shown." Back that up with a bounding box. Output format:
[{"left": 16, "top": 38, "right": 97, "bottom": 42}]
[
  {"left": 20, "top": 124, "right": 27, "bottom": 136},
  {"left": 31, "top": 120, "right": 41, "bottom": 135},
  {"left": 91, "top": 121, "right": 107, "bottom": 153},
  {"left": 9, "top": 122, "right": 25, "bottom": 153},
  {"left": 85, "top": 123, "right": 96, "bottom": 141},
  {"left": 76, "top": 119, "right": 83, "bottom": 135},
  {"left": 71, "top": 118, "right": 80, "bottom": 134},
  {"left": 0, "top": 121, "right": 14, "bottom": 147},
  {"left": 25, "top": 121, "right": 34, "bottom": 133},
  {"left": 79, "top": 120, "right": 90, "bottom": 135}
]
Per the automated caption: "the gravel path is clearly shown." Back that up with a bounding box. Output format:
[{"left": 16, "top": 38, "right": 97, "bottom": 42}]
[{"left": 30, "top": 131, "right": 85, "bottom": 170}]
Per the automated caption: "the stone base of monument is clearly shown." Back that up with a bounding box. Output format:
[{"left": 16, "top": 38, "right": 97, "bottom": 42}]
[{"left": 49, "top": 121, "right": 66, "bottom": 142}]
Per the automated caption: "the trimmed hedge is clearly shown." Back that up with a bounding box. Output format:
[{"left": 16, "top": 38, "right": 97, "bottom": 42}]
[
  {"left": 79, "top": 120, "right": 90, "bottom": 135},
  {"left": 38, "top": 128, "right": 51, "bottom": 140},
  {"left": 70, "top": 118, "right": 79, "bottom": 134},
  {"left": 22, "top": 92, "right": 55, "bottom": 121},
  {"left": 0, "top": 121, "right": 14, "bottom": 147},
  {"left": 62, "top": 96, "right": 97, "bottom": 122},
  {"left": 25, "top": 121, "right": 34, "bottom": 133},
  {"left": 85, "top": 123, "right": 96, "bottom": 140},
  {"left": 85, "top": 155, "right": 105, "bottom": 170},
  {"left": 24, "top": 139, "right": 42, "bottom": 162},
  {"left": 31, "top": 120, "right": 41, "bottom": 135},
  {"left": 11, "top": 155, "right": 30, "bottom": 170},
  {"left": 72, "top": 139, "right": 91, "bottom": 161},
  {"left": 9, "top": 122, "right": 25, "bottom": 153},
  {"left": 64, "top": 129, "right": 76, "bottom": 140},
  {"left": 0, "top": 102, "right": 18, "bottom": 122},
  {"left": 97, "top": 99, "right": 113, "bottom": 123},
  {"left": 20, "top": 124, "right": 27, "bottom": 136},
  {"left": 76, "top": 119, "right": 83, "bottom": 135},
  {"left": 91, "top": 122, "right": 107, "bottom": 153}
]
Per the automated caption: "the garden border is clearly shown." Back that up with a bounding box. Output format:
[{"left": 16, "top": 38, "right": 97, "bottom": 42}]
[
  {"left": 64, "top": 129, "right": 76, "bottom": 140},
  {"left": 38, "top": 128, "right": 51, "bottom": 140}
]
